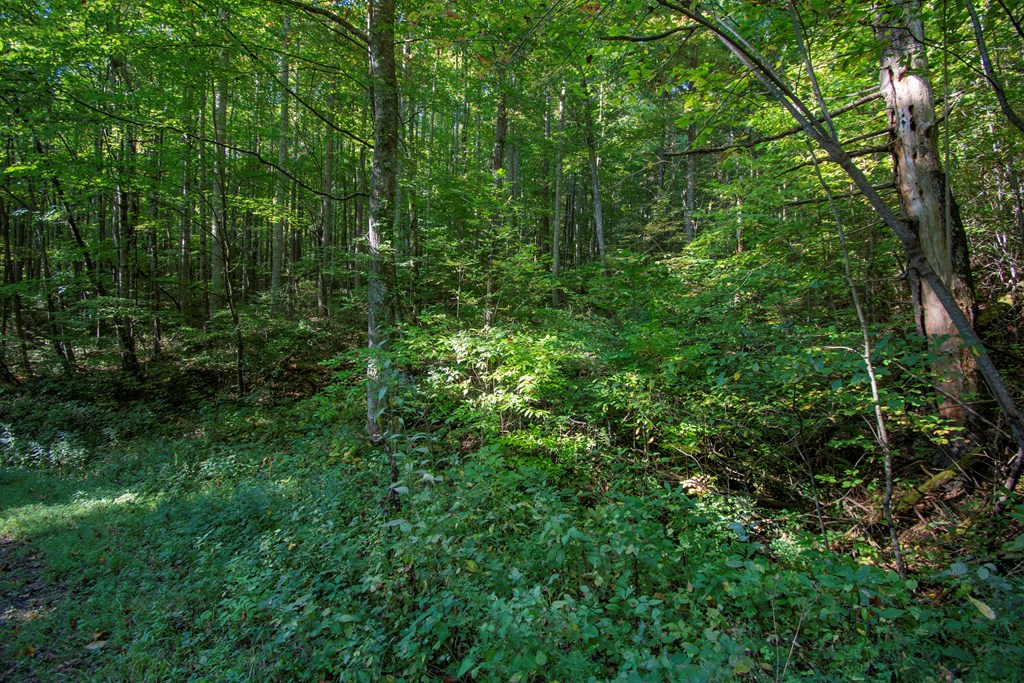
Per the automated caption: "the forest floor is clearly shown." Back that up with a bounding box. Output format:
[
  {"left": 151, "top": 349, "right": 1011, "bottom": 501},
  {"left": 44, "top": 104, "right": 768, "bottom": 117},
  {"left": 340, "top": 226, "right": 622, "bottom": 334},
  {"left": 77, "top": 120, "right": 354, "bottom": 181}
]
[
  {"left": 2, "top": 308, "right": 1023, "bottom": 680},
  {"left": 0, "top": 534, "right": 74, "bottom": 682}
]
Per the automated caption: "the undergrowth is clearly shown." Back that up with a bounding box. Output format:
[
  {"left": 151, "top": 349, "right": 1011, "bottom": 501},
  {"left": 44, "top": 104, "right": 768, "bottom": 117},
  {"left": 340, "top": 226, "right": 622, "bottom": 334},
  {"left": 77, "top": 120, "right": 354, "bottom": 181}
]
[{"left": 2, "top": 255, "right": 1024, "bottom": 682}]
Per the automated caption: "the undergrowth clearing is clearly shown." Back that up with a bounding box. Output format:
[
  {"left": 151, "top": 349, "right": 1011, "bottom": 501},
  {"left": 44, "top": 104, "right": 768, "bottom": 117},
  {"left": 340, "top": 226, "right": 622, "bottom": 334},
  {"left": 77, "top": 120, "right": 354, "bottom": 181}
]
[{"left": 2, "top": 286, "right": 1023, "bottom": 681}]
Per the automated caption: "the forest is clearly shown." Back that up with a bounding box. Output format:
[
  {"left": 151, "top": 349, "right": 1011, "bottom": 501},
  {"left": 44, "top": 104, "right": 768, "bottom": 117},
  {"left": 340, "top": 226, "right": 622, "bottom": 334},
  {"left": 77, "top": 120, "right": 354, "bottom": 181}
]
[{"left": 2, "top": 0, "right": 1024, "bottom": 680}]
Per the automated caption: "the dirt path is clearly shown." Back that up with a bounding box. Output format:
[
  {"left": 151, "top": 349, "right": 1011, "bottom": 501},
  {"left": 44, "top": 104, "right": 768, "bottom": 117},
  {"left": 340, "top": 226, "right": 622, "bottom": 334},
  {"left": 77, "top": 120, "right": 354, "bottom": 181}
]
[{"left": 0, "top": 534, "right": 66, "bottom": 682}]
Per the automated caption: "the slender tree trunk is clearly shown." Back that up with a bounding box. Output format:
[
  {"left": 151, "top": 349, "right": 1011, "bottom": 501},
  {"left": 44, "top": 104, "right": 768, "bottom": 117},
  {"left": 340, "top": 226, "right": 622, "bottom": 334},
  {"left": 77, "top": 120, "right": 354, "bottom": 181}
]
[
  {"left": 0, "top": 198, "right": 26, "bottom": 380},
  {"left": 735, "top": 194, "right": 744, "bottom": 254},
  {"left": 210, "top": 52, "right": 228, "bottom": 316},
  {"left": 581, "top": 75, "right": 607, "bottom": 274},
  {"left": 179, "top": 116, "right": 194, "bottom": 319},
  {"left": 198, "top": 98, "right": 210, "bottom": 324},
  {"left": 319, "top": 88, "right": 335, "bottom": 316},
  {"left": 366, "top": 0, "right": 399, "bottom": 440},
  {"left": 567, "top": 176, "right": 579, "bottom": 269},
  {"left": 354, "top": 146, "right": 367, "bottom": 291},
  {"left": 1, "top": 198, "right": 25, "bottom": 369},
  {"left": 272, "top": 17, "right": 290, "bottom": 305},
  {"left": 37, "top": 227, "right": 74, "bottom": 372},
  {"left": 0, "top": 300, "right": 15, "bottom": 383},
  {"left": 113, "top": 129, "right": 142, "bottom": 375},
  {"left": 552, "top": 86, "right": 566, "bottom": 306},
  {"left": 684, "top": 124, "right": 697, "bottom": 242},
  {"left": 149, "top": 131, "right": 163, "bottom": 358},
  {"left": 539, "top": 96, "right": 552, "bottom": 255},
  {"left": 485, "top": 83, "right": 507, "bottom": 324}
]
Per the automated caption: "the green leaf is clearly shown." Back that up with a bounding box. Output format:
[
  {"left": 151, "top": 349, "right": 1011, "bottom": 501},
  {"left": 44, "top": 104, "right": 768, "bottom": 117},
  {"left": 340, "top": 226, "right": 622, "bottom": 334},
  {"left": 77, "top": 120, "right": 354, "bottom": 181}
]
[
  {"left": 967, "top": 596, "right": 996, "bottom": 620},
  {"left": 733, "top": 655, "right": 755, "bottom": 675},
  {"left": 457, "top": 656, "right": 476, "bottom": 678},
  {"left": 1001, "top": 535, "right": 1024, "bottom": 552}
]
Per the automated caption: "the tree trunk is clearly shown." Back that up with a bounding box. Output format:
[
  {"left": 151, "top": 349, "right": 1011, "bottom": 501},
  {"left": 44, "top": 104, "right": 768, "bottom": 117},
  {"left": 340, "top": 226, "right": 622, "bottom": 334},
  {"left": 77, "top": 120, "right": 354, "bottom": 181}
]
[
  {"left": 319, "top": 88, "right": 335, "bottom": 317},
  {"left": 0, "top": 197, "right": 27, "bottom": 380},
  {"left": 1, "top": 198, "right": 30, "bottom": 373},
  {"left": 581, "top": 75, "right": 607, "bottom": 274},
  {"left": 552, "top": 86, "right": 566, "bottom": 306},
  {"left": 272, "top": 16, "right": 290, "bottom": 305},
  {"left": 179, "top": 113, "right": 194, "bottom": 319},
  {"left": 354, "top": 146, "right": 367, "bottom": 291},
  {"left": 878, "top": 1, "right": 979, "bottom": 454},
  {"left": 366, "top": 0, "right": 399, "bottom": 440},
  {"left": 485, "top": 83, "right": 507, "bottom": 324},
  {"left": 684, "top": 124, "right": 697, "bottom": 243},
  {"left": 198, "top": 97, "right": 210, "bottom": 324},
  {"left": 210, "top": 39, "right": 229, "bottom": 317}
]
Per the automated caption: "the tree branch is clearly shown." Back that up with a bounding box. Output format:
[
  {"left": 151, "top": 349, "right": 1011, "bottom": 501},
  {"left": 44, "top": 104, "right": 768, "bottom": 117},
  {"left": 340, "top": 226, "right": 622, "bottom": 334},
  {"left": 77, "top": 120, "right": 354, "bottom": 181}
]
[
  {"left": 784, "top": 181, "right": 895, "bottom": 206},
  {"left": 601, "top": 25, "right": 697, "bottom": 42},
  {"left": 966, "top": 0, "right": 1024, "bottom": 136},
  {"left": 269, "top": 0, "right": 368, "bottom": 47},
  {"left": 782, "top": 144, "right": 889, "bottom": 174},
  {"left": 666, "top": 92, "right": 883, "bottom": 156},
  {"left": 222, "top": 22, "right": 372, "bottom": 148}
]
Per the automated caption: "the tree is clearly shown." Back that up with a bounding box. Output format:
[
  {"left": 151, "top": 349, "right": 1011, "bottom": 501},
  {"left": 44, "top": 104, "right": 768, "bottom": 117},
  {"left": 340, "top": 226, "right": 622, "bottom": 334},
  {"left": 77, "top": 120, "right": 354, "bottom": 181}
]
[
  {"left": 878, "top": 0, "right": 979, "bottom": 458},
  {"left": 272, "top": 15, "right": 291, "bottom": 305},
  {"left": 646, "top": 0, "right": 1024, "bottom": 501},
  {"left": 581, "top": 73, "right": 608, "bottom": 275},
  {"left": 366, "top": 0, "right": 399, "bottom": 440}
]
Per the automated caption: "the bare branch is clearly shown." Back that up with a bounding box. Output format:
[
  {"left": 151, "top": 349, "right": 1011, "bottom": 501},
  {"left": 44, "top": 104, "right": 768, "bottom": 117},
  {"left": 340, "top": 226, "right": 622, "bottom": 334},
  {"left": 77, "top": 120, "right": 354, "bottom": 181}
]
[
  {"left": 782, "top": 144, "right": 889, "bottom": 174},
  {"left": 601, "top": 25, "right": 696, "bottom": 42},
  {"left": 784, "top": 182, "right": 895, "bottom": 206},
  {"left": 269, "top": 0, "right": 368, "bottom": 47},
  {"left": 966, "top": 0, "right": 1024, "bottom": 135},
  {"left": 666, "top": 92, "right": 883, "bottom": 156}
]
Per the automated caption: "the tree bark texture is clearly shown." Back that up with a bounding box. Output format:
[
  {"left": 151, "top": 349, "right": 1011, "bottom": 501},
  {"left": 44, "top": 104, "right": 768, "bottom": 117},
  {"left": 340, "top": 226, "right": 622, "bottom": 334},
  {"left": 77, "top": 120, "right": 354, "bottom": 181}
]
[
  {"left": 366, "top": 0, "right": 399, "bottom": 439},
  {"left": 878, "top": 1, "right": 979, "bottom": 434}
]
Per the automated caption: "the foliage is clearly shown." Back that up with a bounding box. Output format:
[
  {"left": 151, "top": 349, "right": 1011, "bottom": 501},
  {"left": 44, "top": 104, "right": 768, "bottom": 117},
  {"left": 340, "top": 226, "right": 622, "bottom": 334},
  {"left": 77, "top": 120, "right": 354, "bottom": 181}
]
[
  {"left": 5, "top": 247, "right": 1024, "bottom": 680},
  {"left": 2, "top": 384, "right": 1022, "bottom": 681},
  {"left": 3, "top": 0, "right": 1024, "bottom": 679}
]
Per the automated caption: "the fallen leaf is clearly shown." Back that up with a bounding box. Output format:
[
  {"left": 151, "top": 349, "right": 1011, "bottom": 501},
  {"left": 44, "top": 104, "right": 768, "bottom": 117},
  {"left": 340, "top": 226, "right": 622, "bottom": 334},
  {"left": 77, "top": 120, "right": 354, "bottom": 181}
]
[
  {"left": 968, "top": 596, "right": 996, "bottom": 620},
  {"left": 85, "top": 640, "right": 108, "bottom": 651}
]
